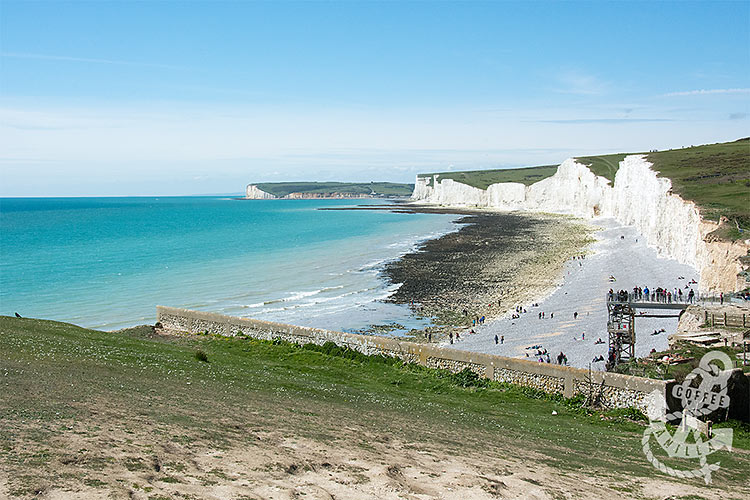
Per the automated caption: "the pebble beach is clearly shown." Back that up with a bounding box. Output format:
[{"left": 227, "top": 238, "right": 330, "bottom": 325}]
[{"left": 445, "top": 217, "right": 699, "bottom": 369}]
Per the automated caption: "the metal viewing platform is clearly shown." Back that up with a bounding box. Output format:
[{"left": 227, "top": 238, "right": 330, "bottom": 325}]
[
  {"left": 605, "top": 298, "right": 689, "bottom": 370},
  {"left": 608, "top": 301, "right": 689, "bottom": 311}
]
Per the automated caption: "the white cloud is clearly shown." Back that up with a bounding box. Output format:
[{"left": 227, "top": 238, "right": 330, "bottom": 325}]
[
  {"left": 663, "top": 88, "right": 750, "bottom": 97},
  {"left": 0, "top": 52, "right": 182, "bottom": 69}
]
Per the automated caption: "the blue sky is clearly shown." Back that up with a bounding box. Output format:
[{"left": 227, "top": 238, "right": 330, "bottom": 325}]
[{"left": 1, "top": 1, "right": 748, "bottom": 196}]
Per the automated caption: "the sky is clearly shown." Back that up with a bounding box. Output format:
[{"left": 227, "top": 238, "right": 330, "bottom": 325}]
[{"left": 0, "top": 0, "right": 748, "bottom": 196}]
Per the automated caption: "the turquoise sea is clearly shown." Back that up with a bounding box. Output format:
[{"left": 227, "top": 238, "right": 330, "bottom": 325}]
[{"left": 0, "top": 197, "right": 458, "bottom": 332}]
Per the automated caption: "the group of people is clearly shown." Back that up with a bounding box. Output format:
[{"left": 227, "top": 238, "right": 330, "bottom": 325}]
[
  {"left": 511, "top": 304, "right": 527, "bottom": 320},
  {"left": 607, "top": 285, "right": 696, "bottom": 304},
  {"left": 523, "top": 345, "right": 569, "bottom": 366}
]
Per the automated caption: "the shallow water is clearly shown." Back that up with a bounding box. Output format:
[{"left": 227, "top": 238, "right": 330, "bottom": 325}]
[{"left": 0, "top": 197, "right": 458, "bottom": 332}]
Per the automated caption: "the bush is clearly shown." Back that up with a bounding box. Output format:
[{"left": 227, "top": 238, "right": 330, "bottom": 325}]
[
  {"left": 194, "top": 350, "right": 209, "bottom": 363},
  {"left": 605, "top": 407, "right": 648, "bottom": 422},
  {"left": 299, "top": 341, "right": 401, "bottom": 366},
  {"left": 449, "top": 368, "right": 489, "bottom": 388}
]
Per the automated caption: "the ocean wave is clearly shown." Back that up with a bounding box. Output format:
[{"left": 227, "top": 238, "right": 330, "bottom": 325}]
[
  {"left": 242, "top": 302, "right": 267, "bottom": 309},
  {"left": 357, "top": 258, "right": 388, "bottom": 272}
]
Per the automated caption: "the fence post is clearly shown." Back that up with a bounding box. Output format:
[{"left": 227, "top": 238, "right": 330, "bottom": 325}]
[{"left": 724, "top": 312, "right": 727, "bottom": 326}]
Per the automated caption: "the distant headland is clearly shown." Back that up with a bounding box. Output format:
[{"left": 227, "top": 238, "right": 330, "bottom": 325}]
[{"left": 244, "top": 181, "right": 414, "bottom": 199}]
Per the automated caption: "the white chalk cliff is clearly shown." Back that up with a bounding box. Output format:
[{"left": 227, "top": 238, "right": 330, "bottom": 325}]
[
  {"left": 245, "top": 185, "right": 277, "bottom": 199},
  {"left": 412, "top": 155, "right": 749, "bottom": 292}
]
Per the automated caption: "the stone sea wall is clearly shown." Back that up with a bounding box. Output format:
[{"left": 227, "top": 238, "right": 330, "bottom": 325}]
[
  {"left": 412, "top": 155, "right": 750, "bottom": 292},
  {"left": 157, "top": 306, "right": 669, "bottom": 414}
]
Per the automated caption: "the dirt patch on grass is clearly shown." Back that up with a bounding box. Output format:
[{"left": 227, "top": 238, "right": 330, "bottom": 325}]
[{"left": 0, "top": 399, "right": 732, "bottom": 500}]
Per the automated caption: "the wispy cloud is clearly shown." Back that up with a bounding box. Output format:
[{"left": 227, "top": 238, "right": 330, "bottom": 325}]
[
  {"left": 663, "top": 88, "right": 750, "bottom": 97},
  {"left": 532, "top": 118, "right": 675, "bottom": 124},
  {"left": 0, "top": 52, "right": 183, "bottom": 70},
  {"left": 729, "top": 112, "right": 748, "bottom": 120},
  {"left": 554, "top": 71, "right": 609, "bottom": 96}
]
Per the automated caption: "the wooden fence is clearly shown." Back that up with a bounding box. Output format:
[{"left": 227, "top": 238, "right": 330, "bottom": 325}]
[{"left": 705, "top": 310, "right": 749, "bottom": 328}]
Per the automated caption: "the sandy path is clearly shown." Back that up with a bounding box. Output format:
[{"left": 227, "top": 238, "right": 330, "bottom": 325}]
[
  {"left": 448, "top": 217, "right": 699, "bottom": 369},
  {"left": 17, "top": 417, "right": 727, "bottom": 500}
]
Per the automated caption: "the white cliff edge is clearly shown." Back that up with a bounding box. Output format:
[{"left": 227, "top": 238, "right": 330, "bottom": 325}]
[
  {"left": 412, "top": 155, "right": 749, "bottom": 292},
  {"left": 245, "top": 184, "right": 277, "bottom": 199}
]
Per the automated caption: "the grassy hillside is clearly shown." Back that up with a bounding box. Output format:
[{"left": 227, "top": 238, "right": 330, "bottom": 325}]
[
  {"left": 254, "top": 181, "right": 413, "bottom": 197},
  {"left": 575, "top": 153, "right": 633, "bottom": 182},
  {"left": 646, "top": 139, "right": 750, "bottom": 227},
  {"left": 1, "top": 316, "right": 748, "bottom": 498},
  {"left": 421, "top": 164, "right": 558, "bottom": 189}
]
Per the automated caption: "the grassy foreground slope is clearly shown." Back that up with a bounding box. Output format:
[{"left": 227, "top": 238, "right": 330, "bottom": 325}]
[
  {"left": 1, "top": 316, "right": 748, "bottom": 499},
  {"left": 254, "top": 181, "right": 413, "bottom": 197}
]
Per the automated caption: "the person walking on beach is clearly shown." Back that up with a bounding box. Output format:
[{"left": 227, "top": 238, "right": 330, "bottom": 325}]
[
  {"left": 550, "top": 312, "right": 554, "bottom": 319},
  {"left": 500, "top": 335, "right": 504, "bottom": 344},
  {"left": 494, "top": 334, "right": 499, "bottom": 345},
  {"left": 428, "top": 333, "right": 432, "bottom": 342},
  {"left": 449, "top": 332, "right": 453, "bottom": 344},
  {"left": 573, "top": 311, "right": 578, "bottom": 320}
]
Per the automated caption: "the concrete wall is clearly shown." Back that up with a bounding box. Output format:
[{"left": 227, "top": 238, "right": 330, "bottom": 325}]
[{"left": 157, "top": 306, "right": 674, "bottom": 414}]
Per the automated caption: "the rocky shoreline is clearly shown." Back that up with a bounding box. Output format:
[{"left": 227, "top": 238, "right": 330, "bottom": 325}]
[{"left": 380, "top": 207, "right": 595, "bottom": 340}]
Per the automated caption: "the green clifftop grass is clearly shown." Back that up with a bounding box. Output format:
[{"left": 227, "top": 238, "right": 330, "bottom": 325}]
[
  {"left": 646, "top": 139, "right": 750, "bottom": 227},
  {"left": 254, "top": 181, "right": 413, "bottom": 197},
  {"left": 421, "top": 164, "right": 558, "bottom": 189}
]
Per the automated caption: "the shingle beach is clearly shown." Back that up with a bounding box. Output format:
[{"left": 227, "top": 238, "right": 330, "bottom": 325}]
[{"left": 446, "top": 217, "right": 699, "bottom": 369}]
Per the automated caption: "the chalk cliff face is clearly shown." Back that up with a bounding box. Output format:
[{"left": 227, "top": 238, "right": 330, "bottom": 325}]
[
  {"left": 244, "top": 186, "right": 374, "bottom": 200},
  {"left": 245, "top": 185, "right": 277, "bottom": 199},
  {"left": 412, "top": 155, "right": 749, "bottom": 292}
]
